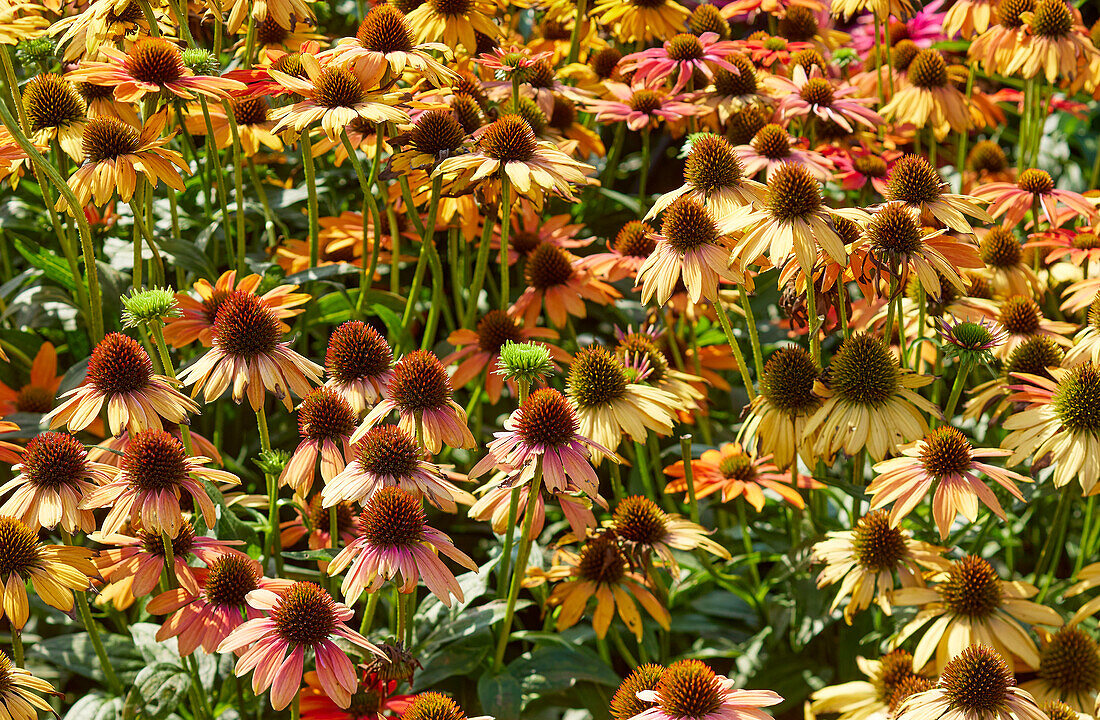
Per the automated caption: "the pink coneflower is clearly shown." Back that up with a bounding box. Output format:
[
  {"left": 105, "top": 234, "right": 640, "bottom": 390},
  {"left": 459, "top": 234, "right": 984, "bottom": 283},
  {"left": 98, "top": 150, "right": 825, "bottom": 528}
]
[
  {"left": 469, "top": 388, "right": 614, "bottom": 500},
  {"left": 94, "top": 523, "right": 249, "bottom": 603},
  {"left": 735, "top": 123, "right": 833, "bottom": 181},
  {"left": 469, "top": 475, "right": 598, "bottom": 540},
  {"left": 280, "top": 388, "right": 357, "bottom": 496},
  {"left": 770, "top": 65, "right": 883, "bottom": 133},
  {"left": 327, "top": 487, "right": 476, "bottom": 606},
  {"left": 1, "top": 432, "right": 114, "bottom": 534},
  {"left": 973, "top": 169, "right": 1098, "bottom": 228},
  {"left": 850, "top": 1, "right": 947, "bottom": 53},
  {"left": 867, "top": 426, "right": 1029, "bottom": 538},
  {"left": 832, "top": 145, "right": 900, "bottom": 196},
  {"left": 81, "top": 429, "right": 238, "bottom": 538},
  {"left": 620, "top": 32, "right": 741, "bottom": 93},
  {"left": 47, "top": 332, "right": 199, "bottom": 436},
  {"left": 352, "top": 350, "right": 475, "bottom": 455},
  {"left": 147, "top": 554, "right": 292, "bottom": 656},
  {"left": 577, "top": 221, "right": 658, "bottom": 283},
  {"left": 219, "top": 581, "right": 384, "bottom": 710},
  {"left": 632, "top": 659, "right": 783, "bottom": 720},
  {"left": 510, "top": 244, "right": 621, "bottom": 329},
  {"left": 324, "top": 321, "right": 394, "bottom": 416},
  {"left": 300, "top": 667, "right": 416, "bottom": 720},
  {"left": 491, "top": 206, "right": 594, "bottom": 267},
  {"left": 1028, "top": 226, "right": 1100, "bottom": 268},
  {"left": 322, "top": 425, "right": 473, "bottom": 513},
  {"left": 584, "top": 79, "right": 704, "bottom": 131},
  {"left": 443, "top": 310, "right": 568, "bottom": 405}
]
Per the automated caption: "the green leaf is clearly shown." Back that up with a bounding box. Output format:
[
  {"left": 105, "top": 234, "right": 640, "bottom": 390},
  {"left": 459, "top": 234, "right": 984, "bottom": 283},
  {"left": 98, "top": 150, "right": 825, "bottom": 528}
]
[
  {"left": 594, "top": 187, "right": 642, "bottom": 216},
  {"left": 198, "top": 478, "right": 260, "bottom": 548},
  {"left": 508, "top": 645, "right": 620, "bottom": 693},
  {"left": 158, "top": 237, "right": 217, "bottom": 278},
  {"left": 128, "top": 663, "right": 191, "bottom": 720},
  {"left": 478, "top": 669, "right": 522, "bottom": 720},
  {"left": 283, "top": 548, "right": 339, "bottom": 561},
  {"left": 64, "top": 692, "right": 123, "bottom": 720},
  {"left": 12, "top": 236, "right": 77, "bottom": 291},
  {"left": 419, "top": 599, "right": 529, "bottom": 653},
  {"left": 285, "top": 263, "right": 360, "bottom": 284},
  {"left": 413, "top": 639, "right": 489, "bottom": 689},
  {"left": 28, "top": 631, "right": 145, "bottom": 682}
]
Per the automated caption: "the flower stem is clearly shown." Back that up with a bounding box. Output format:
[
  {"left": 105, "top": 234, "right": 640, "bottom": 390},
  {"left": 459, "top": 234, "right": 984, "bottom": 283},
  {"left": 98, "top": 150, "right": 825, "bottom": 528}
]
[
  {"left": 714, "top": 298, "right": 756, "bottom": 399},
  {"left": 638, "top": 128, "right": 651, "bottom": 217},
  {"left": 735, "top": 499, "right": 760, "bottom": 585},
  {"left": 955, "top": 66, "right": 976, "bottom": 192},
  {"left": 942, "top": 361, "right": 971, "bottom": 422},
  {"left": 465, "top": 202, "right": 499, "bottom": 326},
  {"left": 497, "top": 488, "right": 522, "bottom": 600},
  {"left": 1036, "top": 484, "right": 1074, "bottom": 600},
  {"left": 149, "top": 322, "right": 194, "bottom": 454},
  {"left": 12, "top": 629, "right": 23, "bottom": 667},
  {"left": 161, "top": 531, "right": 178, "bottom": 589},
  {"left": 359, "top": 590, "right": 379, "bottom": 639},
  {"left": 256, "top": 403, "right": 283, "bottom": 575},
  {"left": 738, "top": 284, "right": 764, "bottom": 380},
  {"left": 493, "top": 456, "right": 543, "bottom": 672},
  {"left": 219, "top": 99, "right": 247, "bottom": 274},
  {"left": 399, "top": 174, "right": 443, "bottom": 346},
  {"left": 198, "top": 96, "right": 234, "bottom": 264},
  {"left": 565, "top": 0, "right": 588, "bottom": 64},
  {"left": 680, "top": 434, "right": 699, "bottom": 524},
  {"left": 498, "top": 175, "right": 512, "bottom": 310},
  {"left": 60, "top": 530, "right": 122, "bottom": 695},
  {"left": 246, "top": 157, "right": 278, "bottom": 248},
  {"left": 301, "top": 130, "right": 320, "bottom": 268}
]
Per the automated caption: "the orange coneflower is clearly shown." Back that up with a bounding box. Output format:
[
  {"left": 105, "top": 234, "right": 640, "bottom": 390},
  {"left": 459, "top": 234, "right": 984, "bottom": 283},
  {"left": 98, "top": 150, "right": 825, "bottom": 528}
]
[
  {"left": 0, "top": 516, "right": 94, "bottom": 629},
  {"left": 146, "top": 554, "right": 292, "bottom": 656},
  {"left": 163, "top": 270, "right": 309, "bottom": 348},
  {"left": 65, "top": 38, "right": 245, "bottom": 102},
  {"left": 327, "top": 487, "right": 477, "bottom": 606},
  {"left": 893, "top": 556, "right": 1061, "bottom": 671},
  {"left": 526, "top": 531, "right": 671, "bottom": 640},
  {"left": 1, "top": 432, "right": 114, "bottom": 533},
  {"left": 59, "top": 111, "right": 188, "bottom": 212},
  {"left": 323, "top": 320, "right": 394, "bottom": 416},
  {"left": 353, "top": 350, "right": 475, "bottom": 454},
  {"left": 179, "top": 290, "right": 324, "bottom": 411},
  {"left": 867, "top": 427, "right": 1029, "bottom": 538},
  {"left": 182, "top": 95, "right": 283, "bottom": 156},
  {"left": 270, "top": 56, "right": 409, "bottom": 141},
  {"left": 664, "top": 441, "right": 818, "bottom": 510},
  {"left": 490, "top": 204, "right": 594, "bottom": 267},
  {"left": 81, "top": 429, "right": 238, "bottom": 537},
  {"left": 813, "top": 511, "right": 948, "bottom": 624},
  {"left": 577, "top": 220, "right": 657, "bottom": 283},
  {"left": 511, "top": 243, "right": 620, "bottom": 328},
  {"left": 321, "top": 6, "right": 455, "bottom": 86},
  {"left": 444, "top": 310, "right": 568, "bottom": 404},
  {"left": 280, "top": 388, "right": 357, "bottom": 496},
  {"left": 47, "top": 332, "right": 199, "bottom": 436},
  {"left": 218, "top": 582, "right": 384, "bottom": 710},
  {"left": 895, "top": 646, "right": 1047, "bottom": 720},
  {"left": 0, "top": 341, "right": 61, "bottom": 415},
  {"left": 323, "top": 424, "right": 473, "bottom": 512}
]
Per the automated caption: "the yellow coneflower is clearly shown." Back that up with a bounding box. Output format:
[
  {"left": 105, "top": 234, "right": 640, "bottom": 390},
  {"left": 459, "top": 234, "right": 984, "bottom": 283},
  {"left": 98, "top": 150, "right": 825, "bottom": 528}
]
[
  {"left": 969, "top": 0, "right": 1036, "bottom": 76},
  {"left": 0, "top": 516, "right": 94, "bottom": 629},
  {"left": 811, "top": 649, "right": 931, "bottom": 720},
  {"left": 812, "top": 511, "right": 949, "bottom": 624},
  {"left": 1004, "top": 0, "right": 1098, "bottom": 83},
  {"left": 610, "top": 664, "right": 665, "bottom": 720},
  {"left": 831, "top": 0, "right": 915, "bottom": 21},
  {"left": 564, "top": 346, "right": 678, "bottom": 458},
  {"left": 590, "top": 0, "right": 690, "bottom": 44},
  {"left": 880, "top": 49, "right": 970, "bottom": 141},
  {"left": 58, "top": 111, "right": 187, "bottom": 212},
  {"left": 892, "top": 556, "right": 1062, "bottom": 671},
  {"left": 976, "top": 227, "right": 1043, "bottom": 298},
  {"left": 726, "top": 162, "right": 867, "bottom": 274},
  {"left": 323, "top": 320, "right": 394, "bottom": 416},
  {"left": 525, "top": 531, "right": 671, "bottom": 640},
  {"left": 178, "top": 290, "right": 324, "bottom": 411},
  {"left": 614, "top": 329, "right": 704, "bottom": 412},
  {"left": 388, "top": 109, "right": 468, "bottom": 177},
  {"left": 22, "top": 73, "right": 86, "bottom": 162},
  {"left": 739, "top": 345, "right": 823, "bottom": 469},
  {"left": 47, "top": 332, "right": 199, "bottom": 436},
  {"left": 884, "top": 154, "right": 993, "bottom": 235},
  {"left": 994, "top": 295, "right": 1075, "bottom": 360},
  {"left": 0, "top": 650, "right": 59, "bottom": 720},
  {"left": 609, "top": 495, "right": 730, "bottom": 575},
  {"left": 964, "top": 335, "right": 1064, "bottom": 422},
  {"left": 1019, "top": 626, "right": 1100, "bottom": 713},
  {"left": 649, "top": 133, "right": 766, "bottom": 226},
  {"left": 223, "top": 0, "right": 314, "bottom": 34},
  {"left": 403, "top": 0, "right": 499, "bottom": 54},
  {"left": 804, "top": 334, "right": 938, "bottom": 461}
]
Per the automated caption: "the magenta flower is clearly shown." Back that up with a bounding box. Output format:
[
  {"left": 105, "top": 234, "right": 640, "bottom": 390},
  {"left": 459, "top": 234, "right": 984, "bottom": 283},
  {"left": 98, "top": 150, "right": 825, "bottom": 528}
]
[
  {"left": 218, "top": 581, "right": 383, "bottom": 710},
  {"left": 620, "top": 32, "right": 741, "bottom": 93},
  {"left": 769, "top": 65, "right": 882, "bottom": 133},
  {"left": 584, "top": 80, "right": 705, "bottom": 131},
  {"left": 468, "top": 388, "right": 614, "bottom": 499},
  {"left": 326, "top": 487, "right": 477, "bottom": 606}
]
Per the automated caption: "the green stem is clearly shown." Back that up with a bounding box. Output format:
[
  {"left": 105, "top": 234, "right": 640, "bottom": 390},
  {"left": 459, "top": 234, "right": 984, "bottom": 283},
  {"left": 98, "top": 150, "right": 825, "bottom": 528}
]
[
  {"left": 499, "top": 175, "right": 512, "bottom": 310},
  {"left": 638, "top": 127, "right": 651, "bottom": 216},
  {"left": 11, "top": 629, "right": 22, "bottom": 667},
  {"left": 738, "top": 284, "right": 764, "bottom": 381},
  {"left": 714, "top": 299, "right": 756, "bottom": 399},
  {"left": 565, "top": 0, "right": 588, "bottom": 64},
  {"left": 1036, "top": 485, "right": 1074, "bottom": 598},
  {"left": 359, "top": 590, "right": 379, "bottom": 638},
  {"left": 219, "top": 99, "right": 247, "bottom": 273},
  {"left": 60, "top": 530, "right": 122, "bottom": 694},
  {"left": 257, "top": 404, "right": 283, "bottom": 575},
  {"left": 955, "top": 66, "right": 976, "bottom": 192},
  {"left": 942, "top": 361, "right": 971, "bottom": 422},
  {"left": 246, "top": 157, "right": 278, "bottom": 248},
  {"left": 805, "top": 277, "right": 821, "bottom": 363},
  {"left": 161, "top": 531, "right": 177, "bottom": 588},
  {"left": 493, "top": 457, "right": 543, "bottom": 671},
  {"left": 735, "top": 499, "right": 760, "bottom": 585},
  {"left": 850, "top": 450, "right": 865, "bottom": 522},
  {"left": 497, "top": 488, "right": 522, "bottom": 600},
  {"left": 399, "top": 174, "right": 443, "bottom": 344},
  {"left": 464, "top": 203, "right": 498, "bottom": 326},
  {"left": 149, "top": 323, "right": 194, "bottom": 454},
  {"left": 680, "top": 435, "right": 699, "bottom": 524},
  {"left": 601, "top": 122, "right": 627, "bottom": 190},
  {"left": 301, "top": 130, "right": 320, "bottom": 267}
]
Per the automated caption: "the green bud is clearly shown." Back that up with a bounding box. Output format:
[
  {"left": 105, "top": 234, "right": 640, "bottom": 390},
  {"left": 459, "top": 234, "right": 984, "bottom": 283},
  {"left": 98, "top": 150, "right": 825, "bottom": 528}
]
[
  {"left": 497, "top": 340, "right": 555, "bottom": 385},
  {"left": 121, "top": 287, "right": 179, "bottom": 327}
]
